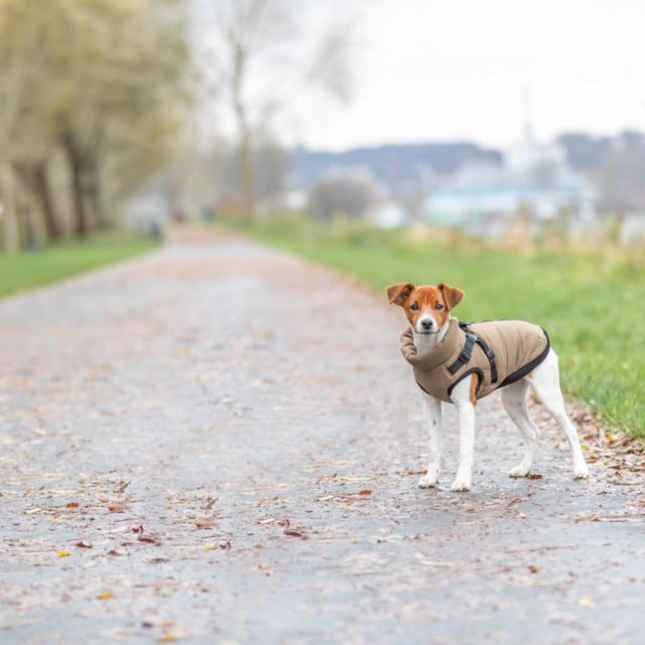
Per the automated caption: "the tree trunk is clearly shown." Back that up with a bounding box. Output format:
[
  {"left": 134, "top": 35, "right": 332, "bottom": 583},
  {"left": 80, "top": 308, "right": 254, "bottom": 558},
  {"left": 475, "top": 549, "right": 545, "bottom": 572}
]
[
  {"left": 61, "top": 134, "right": 89, "bottom": 238},
  {"left": 232, "top": 46, "right": 255, "bottom": 222},
  {"left": 31, "top": 161, "right": 62, "bottom": 241},
  {"left": 239, "top": 129, "right": 255, "bottom": 221},
  {"left": 86, "top": 155, "right": 107, "bottom": 229},
  {"left": 0, "top": 160, "right": 20, "bottom": 255},
  {"left": 71, "top": 158, "right": 88, "bottom": 238}
]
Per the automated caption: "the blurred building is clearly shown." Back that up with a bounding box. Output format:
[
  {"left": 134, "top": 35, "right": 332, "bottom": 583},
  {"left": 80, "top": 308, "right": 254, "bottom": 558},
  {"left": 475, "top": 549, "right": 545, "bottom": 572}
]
[
  {"left": 367, "top": 198, "right": 409, "bottom": 229},
  {"left": 426, "top": 134, "right": 596, "bottom": 235}
]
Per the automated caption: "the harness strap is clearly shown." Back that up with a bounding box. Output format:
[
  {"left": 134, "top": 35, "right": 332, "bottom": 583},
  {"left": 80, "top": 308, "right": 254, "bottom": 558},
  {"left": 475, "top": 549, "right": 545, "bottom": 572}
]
[
  {"left": 475, "top": 335, "right": 498, "bottom": 383},
  {"left": 447, "top": 331, "right": 477, "bottom": 375},
  {"left": 448, "top": 324, "right": 499, "bottom": 383}
]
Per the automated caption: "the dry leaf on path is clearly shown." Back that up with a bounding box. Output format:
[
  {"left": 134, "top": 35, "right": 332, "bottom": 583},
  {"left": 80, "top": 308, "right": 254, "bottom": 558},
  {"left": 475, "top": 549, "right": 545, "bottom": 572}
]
[
  {"left": 159, "top": 632, "right": 189, "bottom": 643},
  {"left": 137, "top": 535, "right": 161, "bottom": 545},
  {"left": 284, "top": 529, "right": 308, "bottom": 539}
]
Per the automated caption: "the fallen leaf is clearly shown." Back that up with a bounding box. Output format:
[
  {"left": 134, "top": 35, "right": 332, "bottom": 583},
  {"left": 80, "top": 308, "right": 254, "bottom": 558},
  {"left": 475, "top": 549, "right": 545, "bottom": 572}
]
[
  {"left": 66, "top": 502, "right": 79, "bottom": 508},
  {"left": 107, "top": 502, "right": 126, "bottom": 512},
  {"left": 284, "top": 529, "right": 308, "bottom": 539},
  {"left": 97, "top": 592, "right": 114, "bottom": 600},
  {"left": 57, "top": 550, "right": 71, "bottom": 557},
  {"left": 159, "top": 632, "right": 189, "bottom": 643},
  {"left": 114, "top": 481, "right": 130, "bottom": 494},
  {"left": 358, "top": 489, "right": 372, "bottom": 496},
  {"left": 107, "top": 549, "right": 122, "bottom": 556},
  {"left": 137, "top": 535, "right": 161, "bottom": 545},
  {"left": 203, "top": 543, "right": 216, "bottom": 551},
  {"left": 75, "top": 541, "right": 92, "bottom": 549},
  {"left": 526, "top": 473, "right": 543, "bottom": 480},
  {"left": 194, "top": 519, "right": 213, "bottom": 529},
  {"left": 575, "top": 514, "right": 602, "bottom": 523}
]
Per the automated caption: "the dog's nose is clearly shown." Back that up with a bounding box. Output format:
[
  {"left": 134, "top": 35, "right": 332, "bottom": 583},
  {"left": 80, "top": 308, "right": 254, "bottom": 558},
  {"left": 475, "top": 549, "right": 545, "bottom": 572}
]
[{"left": 421, "top": 319, "right": 434, "bottom": 330}]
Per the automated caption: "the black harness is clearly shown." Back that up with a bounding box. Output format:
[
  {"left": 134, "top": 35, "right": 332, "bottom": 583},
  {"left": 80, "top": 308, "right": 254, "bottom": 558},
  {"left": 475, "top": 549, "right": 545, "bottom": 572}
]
[{"left": 447, "top": 323, "right": 498, "bottom": 383}]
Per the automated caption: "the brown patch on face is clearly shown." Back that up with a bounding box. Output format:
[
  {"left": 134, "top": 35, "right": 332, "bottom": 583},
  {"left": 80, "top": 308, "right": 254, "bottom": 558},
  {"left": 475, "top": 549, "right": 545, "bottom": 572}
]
[
  {"left": 386, "top": 282, "right": 415, "bottom": 306},
  {"left": 387, "top": 282, "right": 463, "bottom": 331},
  {"left": 437, "top": 282, "right": 465, "bottom": 311}
]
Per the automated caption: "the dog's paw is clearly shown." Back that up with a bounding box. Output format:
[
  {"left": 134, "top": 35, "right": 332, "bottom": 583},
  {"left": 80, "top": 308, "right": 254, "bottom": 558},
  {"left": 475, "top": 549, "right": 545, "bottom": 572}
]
[
  {"left": 508, "top": 464, "right": 531, "bottom": 478},
  {"left": 450, "top": 477, "right": 471, "bottom": 492},
  {"left": 573, "top": 462, "right": 589, "bottom": 480},
  {"left": 418, "top": 475, "right": 437, "bottom": 489}
]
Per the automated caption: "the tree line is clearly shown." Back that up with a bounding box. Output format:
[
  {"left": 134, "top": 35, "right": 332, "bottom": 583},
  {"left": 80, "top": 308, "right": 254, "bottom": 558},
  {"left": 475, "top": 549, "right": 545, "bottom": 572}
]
[{"left": 0, "top": 0, "right": 190, "bottom": 254}]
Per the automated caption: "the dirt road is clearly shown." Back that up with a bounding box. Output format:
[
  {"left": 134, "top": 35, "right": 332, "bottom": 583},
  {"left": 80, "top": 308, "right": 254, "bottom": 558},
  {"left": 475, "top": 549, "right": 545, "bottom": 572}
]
[{"left": 1, "top": 231, "right": 644, "bottom": 644}]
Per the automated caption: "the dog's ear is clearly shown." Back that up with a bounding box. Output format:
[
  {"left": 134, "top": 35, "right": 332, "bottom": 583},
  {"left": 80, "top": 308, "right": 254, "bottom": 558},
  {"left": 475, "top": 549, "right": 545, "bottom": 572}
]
[
  {"left": 438, "top": 282, "right": 464, "bottom": 311},
  {"left": 386, "top": 282, "right": 415, "bottom": 306}
]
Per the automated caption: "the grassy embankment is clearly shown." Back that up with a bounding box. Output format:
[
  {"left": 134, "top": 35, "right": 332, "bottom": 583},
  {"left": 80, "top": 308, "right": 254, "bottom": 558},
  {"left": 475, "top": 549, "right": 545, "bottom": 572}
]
[
  {"left": 0, "top": 232, "right": 160, "bottom": 299},
  {"left": 223, "top": 214, "right": 645, "bottom": 438}
]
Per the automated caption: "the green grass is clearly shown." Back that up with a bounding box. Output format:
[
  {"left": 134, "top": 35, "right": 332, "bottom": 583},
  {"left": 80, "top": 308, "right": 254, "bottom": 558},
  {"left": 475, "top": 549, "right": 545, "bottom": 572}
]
[
  {"left": 0, "top": 232, "right": 160, "bottom": 299},
  {"left": 223, "top": 214, "right": 645, "bottom": 438}
]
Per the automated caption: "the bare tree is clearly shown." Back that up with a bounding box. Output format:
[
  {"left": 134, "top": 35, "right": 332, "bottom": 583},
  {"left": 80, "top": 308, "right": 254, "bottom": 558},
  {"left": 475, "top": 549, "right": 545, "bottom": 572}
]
[{"left": 207, "top": 0, "right": 352, "bottom": 219}]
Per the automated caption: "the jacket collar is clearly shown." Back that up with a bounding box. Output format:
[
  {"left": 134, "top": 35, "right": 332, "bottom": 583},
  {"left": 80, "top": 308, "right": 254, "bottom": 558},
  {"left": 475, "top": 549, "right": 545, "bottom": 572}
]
[{"left": 400, "top": 318, "right": 462, "bottom": 371}]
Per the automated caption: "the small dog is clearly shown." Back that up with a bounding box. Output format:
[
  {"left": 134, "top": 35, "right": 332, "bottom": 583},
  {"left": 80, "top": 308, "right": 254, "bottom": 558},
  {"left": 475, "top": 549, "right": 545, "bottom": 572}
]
[{"left": 387, "top": 281, "right": 589, "bottom": 492}]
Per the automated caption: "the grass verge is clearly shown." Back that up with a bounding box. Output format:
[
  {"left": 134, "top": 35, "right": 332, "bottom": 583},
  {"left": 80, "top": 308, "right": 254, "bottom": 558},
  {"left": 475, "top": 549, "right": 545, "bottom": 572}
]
[
  {"left": 0, "top": 232, "right": 160, "bottom": 299},
  {"left": 222, "top": 214, "right": 645, "bottom": 438}
]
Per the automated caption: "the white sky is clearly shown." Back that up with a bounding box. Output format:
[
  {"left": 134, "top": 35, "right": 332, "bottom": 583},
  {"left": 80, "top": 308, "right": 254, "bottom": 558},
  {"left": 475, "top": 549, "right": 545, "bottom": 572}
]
[
  {"left": 289, "top": 0, "right": 645, "bottom": 150},
  {"left": 192, "top": 0, "right": 645, "bottom": 151}
]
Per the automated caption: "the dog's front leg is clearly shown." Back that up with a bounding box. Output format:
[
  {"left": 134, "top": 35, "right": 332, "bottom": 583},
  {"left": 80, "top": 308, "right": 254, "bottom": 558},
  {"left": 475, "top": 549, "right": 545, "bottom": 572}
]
[
  {"left": 450, "top": 377, "right": 476, "bottom": 492},
  {"left": 418, "top": 393, "right": 442, "bottom": 488}
]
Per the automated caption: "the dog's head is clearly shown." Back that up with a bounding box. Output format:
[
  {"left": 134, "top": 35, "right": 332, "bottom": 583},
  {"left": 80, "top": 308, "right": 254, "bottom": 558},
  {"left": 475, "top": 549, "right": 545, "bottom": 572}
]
[{"left": 386, "top": 282, "right": 464, "bottom": 335}]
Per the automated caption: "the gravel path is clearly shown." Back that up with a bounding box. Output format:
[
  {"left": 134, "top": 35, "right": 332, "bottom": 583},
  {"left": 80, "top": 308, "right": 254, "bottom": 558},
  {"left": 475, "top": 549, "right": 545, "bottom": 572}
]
[{"left": 1, "top": 230, "right": 644, "bottom": 644}]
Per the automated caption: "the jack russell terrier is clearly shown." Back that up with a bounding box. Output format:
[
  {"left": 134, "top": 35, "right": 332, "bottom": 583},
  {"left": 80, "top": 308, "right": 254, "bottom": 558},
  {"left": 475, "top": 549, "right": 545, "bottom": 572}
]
[{"left": 387, "top": 281, "right": 589, "bottom": 492}]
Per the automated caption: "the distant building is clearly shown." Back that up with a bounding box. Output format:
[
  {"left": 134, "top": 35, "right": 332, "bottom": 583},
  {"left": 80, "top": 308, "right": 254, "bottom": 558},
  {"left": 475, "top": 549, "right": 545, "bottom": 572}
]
[
  {"left": 426, "top": 135, "right": 597, "bottom": 234},
  {"left": 367, "top": 199, "right": 409, "bottom": 229}
]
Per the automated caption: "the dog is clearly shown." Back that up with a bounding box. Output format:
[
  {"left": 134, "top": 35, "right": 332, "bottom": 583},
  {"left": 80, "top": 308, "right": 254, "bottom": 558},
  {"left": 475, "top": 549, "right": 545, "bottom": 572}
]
[{"left": 387, "top": 281, "right": 589, "bottom": 492}]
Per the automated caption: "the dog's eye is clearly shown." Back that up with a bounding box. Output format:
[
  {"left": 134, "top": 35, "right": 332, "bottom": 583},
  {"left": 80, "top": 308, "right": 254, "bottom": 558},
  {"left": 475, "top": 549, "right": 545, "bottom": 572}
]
[
  {"left": 435, "top": 303, "right": 444, "bottom": 310},
  {"left": 410, "top": 303, "right": 419, "bottom": 311}
]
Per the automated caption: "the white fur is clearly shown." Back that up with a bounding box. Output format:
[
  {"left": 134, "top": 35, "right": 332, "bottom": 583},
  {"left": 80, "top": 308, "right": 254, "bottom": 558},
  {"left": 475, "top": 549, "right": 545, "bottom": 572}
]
[
  {"left": 415, "top": 313, "right": 438, "bottom": 334},
  {"left": 415, "top": 322, "right": 589, "bottom": 492}
]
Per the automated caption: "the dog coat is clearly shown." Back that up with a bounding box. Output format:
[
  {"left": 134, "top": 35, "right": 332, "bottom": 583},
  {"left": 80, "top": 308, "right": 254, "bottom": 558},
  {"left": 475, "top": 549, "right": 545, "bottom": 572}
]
[{"left": 400, "top": 319, "right": 550, "bottom": 402}]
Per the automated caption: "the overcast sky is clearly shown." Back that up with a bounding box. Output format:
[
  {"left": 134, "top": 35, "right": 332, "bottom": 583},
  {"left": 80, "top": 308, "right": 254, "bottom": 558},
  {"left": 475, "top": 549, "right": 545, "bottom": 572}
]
[
  {"left": 194, "top": 0, "right": 645, "bottom": 151},
  {"left": 288, "top": 0, "right": 645, "bottom": 150}
]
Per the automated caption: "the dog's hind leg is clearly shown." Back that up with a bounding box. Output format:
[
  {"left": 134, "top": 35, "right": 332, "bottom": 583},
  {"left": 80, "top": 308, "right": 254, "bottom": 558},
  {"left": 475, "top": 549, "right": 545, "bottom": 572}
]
[
  {"left": 529, "top": 349, "right": 589, "bottom": 480},
  {"left": 501, "top": 379, "right": 539, "bottom": 478}
]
